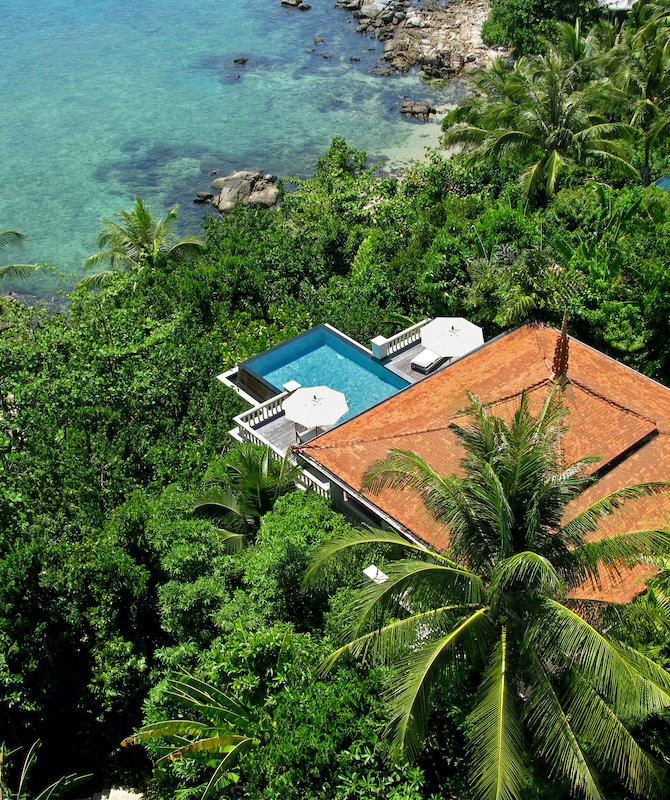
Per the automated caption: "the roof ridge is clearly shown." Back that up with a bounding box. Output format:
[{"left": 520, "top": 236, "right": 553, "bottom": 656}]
[
  {"left": 295, "top": 422, "right": 457, "bottom": 451},
  {"left": 296, "top": 380, "right": 553, "bottom": 452},
  {"left": 568, "top": 377, "right": 659, "bottom": 427}
]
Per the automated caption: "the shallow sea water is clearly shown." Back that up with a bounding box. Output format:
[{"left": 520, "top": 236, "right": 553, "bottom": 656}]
[{"left": 1, "top": 0, "right": 464, "bottom": 295}]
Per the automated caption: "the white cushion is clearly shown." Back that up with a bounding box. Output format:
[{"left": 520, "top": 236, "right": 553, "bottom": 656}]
[{"left": 411, "top": 348, "right": 441, "bottom": 369}]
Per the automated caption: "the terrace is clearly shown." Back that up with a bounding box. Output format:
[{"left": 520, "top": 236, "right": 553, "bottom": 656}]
[{"left": 219, "top": 320, "right": 443, "bottom": 456}]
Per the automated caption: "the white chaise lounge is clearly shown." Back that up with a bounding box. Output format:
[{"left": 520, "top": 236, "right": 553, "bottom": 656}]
[{"left": 410, "top": 348, "right": 449, "bottom": 375}]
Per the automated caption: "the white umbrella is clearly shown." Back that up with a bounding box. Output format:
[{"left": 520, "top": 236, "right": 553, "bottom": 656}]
[
  {"left": 420, "top": 317, "right": 484, "bottom": 358},
  {"left": 283, "top": 385, "right": 349, "bottom": 430}
]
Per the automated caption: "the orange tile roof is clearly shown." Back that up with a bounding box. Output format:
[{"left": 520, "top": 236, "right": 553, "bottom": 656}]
[{"left": 296, "top": 322, "right": 670, "bottom": 604}]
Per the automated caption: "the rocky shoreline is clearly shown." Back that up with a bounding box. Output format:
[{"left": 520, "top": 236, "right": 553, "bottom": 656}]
[
  {"left": 195, "top": 171, "right": 280, "bottom": 212},
  {"left": 195, "top": 0, "right": 507, "bottom": 212},
  {"left": 337, "top": 0, "right": 507, "bottom": 79}
]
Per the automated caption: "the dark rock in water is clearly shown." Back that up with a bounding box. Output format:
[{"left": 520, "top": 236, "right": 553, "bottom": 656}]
[
  {"left": 350, "top": 56, "right": 361, "bottom": 60},
  {"left": 281, "top": 0, "right": 300, "bottom": 5},
  {"left": 233, "top": 57, "right": 248, "bottom": 65},
  {"left": 305, "top": 47, "right": 314, "bottom": 51},
  {"left": 314, "top": 36, "right": 323, "bottom": 43},
  {"left": 370, "top": 65, "right": 395, "bottom": 75},
  {"left": 9, "top": 292, "right": 39, "bottom": 307},
  {"left": 400, "top": 100, "right": 437, "bottom": 121},
  {"left": 298, "top": 3, "right": 311, "bottom": 9},
  {"left": 8, "top": 292, "right": 66, "bottom": 315},
  {"left": 194, "top": 191, "right": 214, "bottom": 204}
]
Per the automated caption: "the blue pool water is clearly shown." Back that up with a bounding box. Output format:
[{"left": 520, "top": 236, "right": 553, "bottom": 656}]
[
  {"left": 1, "top": 1, "right": 465, "bottom": 297},
  {"left": 245, "top": 326, "right": 408, "bottom": 420}
]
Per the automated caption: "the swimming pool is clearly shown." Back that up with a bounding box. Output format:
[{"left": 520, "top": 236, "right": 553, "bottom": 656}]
[{"left": 240, "top": 324, "right": 409, "bottom": 421}]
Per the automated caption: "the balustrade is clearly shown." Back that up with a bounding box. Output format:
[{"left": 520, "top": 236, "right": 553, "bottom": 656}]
[{"left": 370, "top": 319, "right": 430, "bottom": 360}]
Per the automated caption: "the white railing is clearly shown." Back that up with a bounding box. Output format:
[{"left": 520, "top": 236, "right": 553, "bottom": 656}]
[
  {"left": 235, "top": 391, "right": 288, "bottom": 428},
  {"left": 233, "top": 392, "right": 289, "bottom": 459},
  {"left": 236, "top": 424, "right": 286, "bottom": 460},
  {"left": 370, "top": 319, "right": 430, "bottom": 360},
  {"left": 298, "top": 470, "right": 330, "bottom": 498}
]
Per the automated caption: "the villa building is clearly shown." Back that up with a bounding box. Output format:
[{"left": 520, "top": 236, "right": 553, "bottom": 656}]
[{"left": 220, "top": 319, "right": 670, "bottom": 602}]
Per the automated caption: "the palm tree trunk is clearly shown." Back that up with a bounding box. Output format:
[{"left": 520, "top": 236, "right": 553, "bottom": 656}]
[{"left": 643, "top": 138, "right": 651, "bottom": 187}]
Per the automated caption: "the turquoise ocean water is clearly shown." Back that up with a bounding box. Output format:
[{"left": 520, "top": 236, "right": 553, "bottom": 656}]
[{"left": 0, "top": 0, "right": 461, "bottom": 296}]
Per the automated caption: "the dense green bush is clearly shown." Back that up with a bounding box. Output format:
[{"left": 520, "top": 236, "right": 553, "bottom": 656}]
[{"left": 482, "top": 0, "right": 599, "bottom": 54}]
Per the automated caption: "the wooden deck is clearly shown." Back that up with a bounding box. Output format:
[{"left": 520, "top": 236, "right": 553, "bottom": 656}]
[
  {"left": 382, "top": 343, "right": 451, "bottom": 382},
  {"left": 254, "top": 413, "right": 301, "bottom": 454}
]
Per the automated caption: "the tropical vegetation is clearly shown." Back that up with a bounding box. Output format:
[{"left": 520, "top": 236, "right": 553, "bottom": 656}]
[
  {"left": 3, "top": 1, "right": 670, "bottom": 793},
  {"left": 80, "top": 196, "right": 205, "bottom": 288},
  {"left": 0, "top": 230, "right": 37, "bottom": 315},
  {"left": 445, "top": 14, "right": 670, "bottom": 201},
  {"left": 122, "top": 673, "right": 259, "bottom": 799},
  {"left": 193, "top": 443, "right": 302, "bottom": 551}
]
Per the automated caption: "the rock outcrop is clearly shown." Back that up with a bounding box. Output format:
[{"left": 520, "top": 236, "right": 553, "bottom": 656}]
[
  {"left": 199, "top": 170, "right": 280, "bottom": 212},
  {"left": 334, "top": 0, "right": 508, "bottom": 78},
  {"left": 400, "top": 100, "right": 437, "bottom": 120}
]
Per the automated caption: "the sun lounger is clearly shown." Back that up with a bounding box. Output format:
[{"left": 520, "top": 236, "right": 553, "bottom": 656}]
[{"left": 411, "top": 348, "right": 449, "bottom": 375}]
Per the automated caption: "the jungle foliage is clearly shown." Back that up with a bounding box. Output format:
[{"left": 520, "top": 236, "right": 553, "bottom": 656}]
[{"left": 2, "top": 14, "right": 670, "bottom": 792}]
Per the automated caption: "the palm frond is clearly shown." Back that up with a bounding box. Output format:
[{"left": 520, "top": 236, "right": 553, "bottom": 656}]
[
  {"left": 443, "top": 124, "right": 490, "bottom": 149},
  {"left": 562, "top": 483, "right": 670, "bottom": 539},
  {"left": 303, "top": 526, "right": 450, "bottom": 588},
  {"left": 121, "top": 719, "right": 211, "bottom": 746},
  {"left": 341, "top": 558, "right": 486, "bottom": 644},
  {"left": 201, "top": 738, "right": 257, "bottom": 800},
  {"left": 121, "top": 671, "right": 258, "bottom": 800},
  {"left": 489, "top": 551, "right": 566, "bottom": 605},
  {"left": 0, "top": 230, "right": 26, "bottom": 253},
  {"left": 193, "top": 487, "right": 250, "bottom": 534},
  {"left": 166, "top": 235, "right": 206, "bottom": 261},
  {"left": 0, "top": 263, "right": 38, "bottom": 281},
  {"left": 386, "top": 608, "right": 495, "bottom": 759},
  {"left": 170, "top": 734, "right": 253, "bottom": 759},
  {"left": 469, "top": 628, "right": 527, "bottom": 800},
  {"left": 165, "top": 671, "right": 254, "bottom": 731},
  {"left": 317, "top": 601, "right": 488, "bottom": 674},
  {"left": 362, "top": 448, "right": 453, "bottom": 498},
  {"left": 562, "top": 668, "right": 665, "bottom": 798},
  {"left": 77, "top": 269, "right": 124, "bottom": 290},
  {"left": 537, "top": 599, "right": 670, "bottom": 716},
  {"left": 568, "top": 528, "right": 670, "bottom": 588},
  {"left": 524, "top": 648, "right": 604, "bottom": 800},
  {"left": 82, "top": 248, "right": 134, "bottom": 273}
]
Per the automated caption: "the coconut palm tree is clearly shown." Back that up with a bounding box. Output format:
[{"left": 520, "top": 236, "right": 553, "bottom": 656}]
[
  {"left": 193, "top": 442, "right": 302, "bottom": 552},
  {"left": 122, "top": 672, "right": 259, "bottom": 800},
  {"left": 305, "top": 389, "right": 670, "bottom": 800},
  {"left": 0, "top": 230, "right": 38, "bottom": 315},
  {"left": 600, "top": 28, "right": 670, "bottom": 187},
  {"left": 443, "top": 50, "right": 637, "bottom": 201},
  {"left": 79, "top": 197, "right": 205, "bottom": 289}
]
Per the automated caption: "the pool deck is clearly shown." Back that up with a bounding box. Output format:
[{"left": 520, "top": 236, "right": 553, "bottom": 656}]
[
  {"left": 382, "top": 342, "right": 429, "bottom": 382},
  {"left": 254, "top": 414, "right": 302, "bottom": 454}
]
